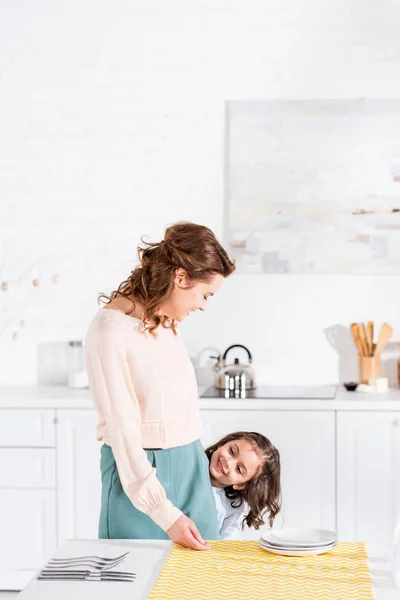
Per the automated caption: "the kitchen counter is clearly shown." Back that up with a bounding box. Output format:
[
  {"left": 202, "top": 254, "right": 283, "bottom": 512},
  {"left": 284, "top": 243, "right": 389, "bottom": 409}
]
[
  {"left": 18, "top": 539, "right": 400, "bottom": 600},
  {"left": 1, "top": 384, "right": 400, "bottom": 410}
]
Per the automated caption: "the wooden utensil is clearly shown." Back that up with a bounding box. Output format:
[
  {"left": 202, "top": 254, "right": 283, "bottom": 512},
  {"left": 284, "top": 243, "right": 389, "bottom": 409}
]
[
  {"left": 350, "top": 323, "right": 364, "bottom": 356},
  {"left": 366, "top": 321, "right": 374, "bottom": 356},
  {"left": 357, "top": 323, "right": 369, "bottom": 357},
  {"left": 373, "top": 323, "right": 393, "bottom": 356}
]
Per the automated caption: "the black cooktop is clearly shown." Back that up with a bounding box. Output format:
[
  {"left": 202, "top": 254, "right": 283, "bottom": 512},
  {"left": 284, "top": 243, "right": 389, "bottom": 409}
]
[{"left": 200, "top": 385, "right": 338, "bottom": 400}]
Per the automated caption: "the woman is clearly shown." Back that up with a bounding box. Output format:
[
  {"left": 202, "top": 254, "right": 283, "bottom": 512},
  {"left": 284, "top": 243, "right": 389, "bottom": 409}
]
[{"left": 85, "top": 221, "right": 235, "bottom": 551}]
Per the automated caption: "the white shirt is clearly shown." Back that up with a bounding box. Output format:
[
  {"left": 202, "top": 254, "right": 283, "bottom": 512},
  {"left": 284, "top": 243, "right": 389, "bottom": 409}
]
[{"left": 212, "top": 486, "right": 247, "bottom": 540}]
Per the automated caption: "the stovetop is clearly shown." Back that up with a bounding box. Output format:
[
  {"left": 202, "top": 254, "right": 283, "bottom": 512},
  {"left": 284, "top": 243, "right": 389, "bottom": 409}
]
[{"left": 200, "top": 384, "right": 338, "bottom": 400}]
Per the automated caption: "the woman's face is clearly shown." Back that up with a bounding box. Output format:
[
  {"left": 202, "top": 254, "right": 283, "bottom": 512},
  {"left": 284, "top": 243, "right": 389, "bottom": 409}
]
[{"left": 160, "top": 270, "right": 224, "bottom": 322}]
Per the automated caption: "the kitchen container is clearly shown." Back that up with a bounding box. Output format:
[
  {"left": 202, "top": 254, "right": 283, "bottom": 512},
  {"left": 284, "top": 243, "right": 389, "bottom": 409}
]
[
  {"left": 359, "top": 355, "right": 381, "bottom": 385},
  {"left": 67, "top": 341, "right": 89, "bottom": 388}
]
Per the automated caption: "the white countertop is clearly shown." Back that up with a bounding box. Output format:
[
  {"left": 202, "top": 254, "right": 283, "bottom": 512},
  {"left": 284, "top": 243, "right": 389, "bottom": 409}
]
[
  {"left": 1, "top": 384, "right": 400, "bottom": 410},
  {"left": 18, "top": 539, "right": 400, "bottom": 600}
]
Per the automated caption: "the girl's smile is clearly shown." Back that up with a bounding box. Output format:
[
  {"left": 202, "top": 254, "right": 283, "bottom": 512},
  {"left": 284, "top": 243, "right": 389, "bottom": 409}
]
[{"left": 216, "top": 458, "right": 225, "bottom": 475}]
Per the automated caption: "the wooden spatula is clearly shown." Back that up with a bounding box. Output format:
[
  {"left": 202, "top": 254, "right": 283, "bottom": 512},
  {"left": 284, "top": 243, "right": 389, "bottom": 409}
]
[
  {"left": 350, "top": 323, "right": 364, "bottom": 356},
  {"left": 358, "top": 323, "right": 369, "bottom": 357},
  {"left": 373, "top": 323, "right": 393, "bottom": 356},
  {"left": 366, "top": 321, "right": 374, "bottom": 356}
]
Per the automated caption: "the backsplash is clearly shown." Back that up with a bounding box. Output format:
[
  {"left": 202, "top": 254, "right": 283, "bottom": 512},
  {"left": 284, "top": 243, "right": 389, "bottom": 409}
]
[{"left": 1, "top": 273, "right": 399, "bottom": 386}]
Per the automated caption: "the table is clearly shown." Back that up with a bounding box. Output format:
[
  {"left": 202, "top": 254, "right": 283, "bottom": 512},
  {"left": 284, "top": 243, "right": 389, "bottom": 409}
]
[{"left": 19, "top": 539, "right": 400, "bottom": 599}]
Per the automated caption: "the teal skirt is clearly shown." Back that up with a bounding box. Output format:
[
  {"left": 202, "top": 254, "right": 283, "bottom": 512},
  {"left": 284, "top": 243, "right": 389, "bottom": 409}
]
[{"left": 99, "top": 439, "right": 220, "bottom": 540}]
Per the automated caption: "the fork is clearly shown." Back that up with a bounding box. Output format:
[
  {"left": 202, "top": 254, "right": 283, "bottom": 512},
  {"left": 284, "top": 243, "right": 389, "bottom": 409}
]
[
  {"left": 49, "top": 551, "right": 129, "bottom": 565},
  {"left": 45, "top": 556, "right": 127, "bottom": 571}
]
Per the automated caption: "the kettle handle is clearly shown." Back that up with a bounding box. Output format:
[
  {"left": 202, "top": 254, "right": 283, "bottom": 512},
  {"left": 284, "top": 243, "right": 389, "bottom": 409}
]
[{"left": 222, "top": 345, "right": 253, "bottom": 364}]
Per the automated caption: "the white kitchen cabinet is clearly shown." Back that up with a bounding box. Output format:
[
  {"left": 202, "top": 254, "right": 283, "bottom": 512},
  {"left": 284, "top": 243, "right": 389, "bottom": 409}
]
[
  {"left": 56, "top": 409, "right": 102, "bottom": 543},
  {"left": 0, "top": 448, "right": 55, "bottom": 488},
  {"left": 201, "top": 410, "right": 336, "bottom": 540},
  {"left": 337, "top": 411, "right": 400, "bottom": 557},
  {"left": 0, "top": 489, "right": 56, "bottom": 589},
  {"left": 0, "top": 409, "right": 57, "bottom": 590},
  {"left": 0, "top": 489, "right": 57, "bottom": 567},
  {"left": 0, "top": 409, "right": 55, "bottom": 447}
]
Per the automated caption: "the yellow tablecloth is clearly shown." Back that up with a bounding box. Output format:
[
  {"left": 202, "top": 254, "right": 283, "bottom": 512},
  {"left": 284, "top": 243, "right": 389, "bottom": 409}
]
[{"left": 149, "top": 540, "right": 374, "bottom": 599}]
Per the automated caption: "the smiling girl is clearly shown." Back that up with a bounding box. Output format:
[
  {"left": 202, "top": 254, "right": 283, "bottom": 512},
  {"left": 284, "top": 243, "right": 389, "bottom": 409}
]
[{"left": 205, "top": 432, "right": 282, "bottom": 539}]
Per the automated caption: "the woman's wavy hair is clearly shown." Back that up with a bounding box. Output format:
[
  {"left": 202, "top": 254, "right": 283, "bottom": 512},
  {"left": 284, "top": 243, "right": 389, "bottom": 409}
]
[
  {"left": 205, "top": 431, "right": 282, "bottom": 530},
  {"left": 98, "top": 221, "right": 236, "bottom": 335}
]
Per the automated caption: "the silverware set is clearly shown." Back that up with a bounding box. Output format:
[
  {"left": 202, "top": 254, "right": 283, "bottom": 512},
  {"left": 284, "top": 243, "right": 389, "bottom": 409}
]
[{"left": 37, "top": 551, "right": 136, "bottom": 582}]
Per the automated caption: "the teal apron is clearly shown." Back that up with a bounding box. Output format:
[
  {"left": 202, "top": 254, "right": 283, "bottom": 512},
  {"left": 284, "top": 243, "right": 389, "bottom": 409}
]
[{"left": 99, "top": 439, "right": 220, "bottom": 540}]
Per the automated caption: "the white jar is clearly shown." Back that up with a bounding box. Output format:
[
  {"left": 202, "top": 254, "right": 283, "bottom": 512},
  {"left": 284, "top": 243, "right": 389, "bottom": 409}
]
[{"left": 67, "top": 341, "right": 89, "bottom": 388}]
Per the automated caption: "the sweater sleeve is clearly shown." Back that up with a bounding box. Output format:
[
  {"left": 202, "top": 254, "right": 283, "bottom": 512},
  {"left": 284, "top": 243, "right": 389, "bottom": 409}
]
[{"left": 85, "top": 323, "right": 182, "bottom": 532}]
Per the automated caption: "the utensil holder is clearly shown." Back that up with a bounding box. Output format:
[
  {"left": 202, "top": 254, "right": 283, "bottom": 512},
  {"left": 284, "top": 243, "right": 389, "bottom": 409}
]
[{"left": 359, "top": 355, "right": 381, "bottom": 384}]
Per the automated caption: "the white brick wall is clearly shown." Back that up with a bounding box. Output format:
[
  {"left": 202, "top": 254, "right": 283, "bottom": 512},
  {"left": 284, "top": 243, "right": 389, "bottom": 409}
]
[{"left": 1, "top": 0, "right": 400, "bottom": 384}]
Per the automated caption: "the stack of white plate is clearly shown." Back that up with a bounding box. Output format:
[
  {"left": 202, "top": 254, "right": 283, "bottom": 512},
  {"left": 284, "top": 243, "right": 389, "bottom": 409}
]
[{"left": 259, "top": 528, "right": 338, "bottom": 556}]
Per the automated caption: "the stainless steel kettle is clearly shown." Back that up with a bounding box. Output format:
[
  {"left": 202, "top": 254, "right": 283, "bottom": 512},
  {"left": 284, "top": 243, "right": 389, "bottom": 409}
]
[{"left": 214, "top": 345, "right": 256, "bottom": 392}]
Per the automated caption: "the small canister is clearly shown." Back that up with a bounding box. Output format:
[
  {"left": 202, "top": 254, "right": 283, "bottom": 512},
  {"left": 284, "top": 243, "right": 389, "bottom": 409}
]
[{"left": 67, "top": 341, "right": 89, "bottom": 388}]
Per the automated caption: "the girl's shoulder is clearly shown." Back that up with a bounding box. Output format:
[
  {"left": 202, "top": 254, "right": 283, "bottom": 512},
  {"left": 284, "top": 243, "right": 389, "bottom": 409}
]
[
  {"left": 212, "top": 487, "right": 249, "bottom": 539},
  {"left": 212, "top": 486, "right": 247, "bottom": 518}
]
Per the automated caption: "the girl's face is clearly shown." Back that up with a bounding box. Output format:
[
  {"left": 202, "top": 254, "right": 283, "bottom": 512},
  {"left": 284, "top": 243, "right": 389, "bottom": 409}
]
[
  {"left": 209, "top": 439, "right": 263, "bottom": 489},
  {"left": 160, "top": 269, "right": 223, "bottom": 322}
]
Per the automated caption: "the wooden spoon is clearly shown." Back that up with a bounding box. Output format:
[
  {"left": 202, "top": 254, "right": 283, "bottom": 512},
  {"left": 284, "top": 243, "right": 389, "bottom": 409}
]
[
  {"left": 373, "top": 323, "right": 393, "bottom": 356},
  {"left": 357, "top": 323, "right": 369, "bottom": 357},
  {"left": 367, "top": 321, "right": 374, "bottom": 356},
  {"left": 350, "top": 323, "right": 364, "bottom": 356}
]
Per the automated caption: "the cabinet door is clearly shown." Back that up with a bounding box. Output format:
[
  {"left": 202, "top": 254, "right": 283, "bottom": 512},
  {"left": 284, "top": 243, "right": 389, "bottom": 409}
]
[
  {"left": 200, "top": 410, "right": 335, "bottom": 540},
  {"left": 0, "top": 489, "right": 56, "bottom": 568},
  {"left": 56, "top": 409, "right": 102, "bottom": 543},
  {"left": 0, "top": 409, "right": 55, "bottom": 447},
  {"left": 0, "top": 448, "right": 55, "bottom": 488},
  {"left": 337, "top": 411, "right": 400, "bottom": 557},
  {"left": 0, "top": 442, "right": 57, "bottom": 590}
]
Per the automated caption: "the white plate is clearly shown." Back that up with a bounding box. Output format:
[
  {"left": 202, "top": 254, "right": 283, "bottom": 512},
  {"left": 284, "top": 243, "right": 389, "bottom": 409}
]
[
  {"left": 262, "top": 528, "right": 337, "bottom": 548},
  {"left": 259, "top": 539, "right": 337, "bottom": 557},
  {"left": 259, "top": 538, "right": 338, "bottom": 552},
  {"left": 259, "top": 539, "right": 337, "bottom": 553},
  {"left": 262, "top": 536, "right": 338, "bottom": 550}
]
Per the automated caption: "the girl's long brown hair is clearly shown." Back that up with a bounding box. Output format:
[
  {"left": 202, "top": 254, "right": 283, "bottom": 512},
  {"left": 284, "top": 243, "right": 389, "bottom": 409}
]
[
  {"left": 205, "top": 432, "right": 282, "bottom": 530},
  {"left": 98, "top": 221, "right": 235, "bottom": 335}
]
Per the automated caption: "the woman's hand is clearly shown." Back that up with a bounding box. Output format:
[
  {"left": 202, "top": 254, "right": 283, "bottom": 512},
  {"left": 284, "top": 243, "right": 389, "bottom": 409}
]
[{"left": 167, "top": 514, "right": 211, "bottom": 551}]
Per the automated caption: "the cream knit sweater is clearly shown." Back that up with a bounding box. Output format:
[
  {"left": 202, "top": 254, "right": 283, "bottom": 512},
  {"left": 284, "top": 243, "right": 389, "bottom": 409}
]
[{"left": 85, "top": 307, "right": 203, "bottom": 532}]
